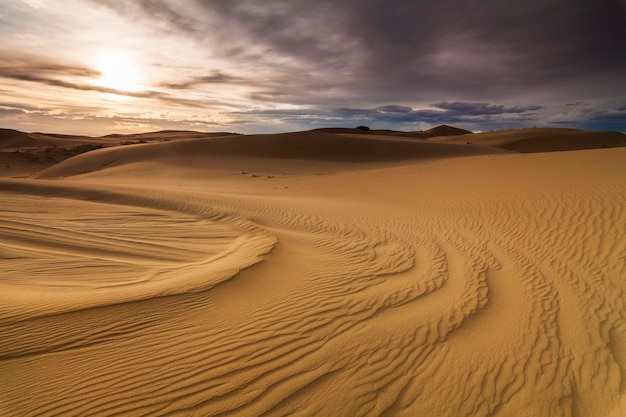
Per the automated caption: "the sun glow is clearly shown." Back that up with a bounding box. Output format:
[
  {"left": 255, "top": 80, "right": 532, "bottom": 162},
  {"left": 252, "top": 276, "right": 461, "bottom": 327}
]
[{"left": 96, "top": 51, "right": 142, "bottom": 92}]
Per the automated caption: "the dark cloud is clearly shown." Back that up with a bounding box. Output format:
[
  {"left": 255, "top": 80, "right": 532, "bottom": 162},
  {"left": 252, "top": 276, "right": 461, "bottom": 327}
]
[
  {"left": 231, "top": 101, "right": 548, "bottom": 131},
  {"left": 376, "top": 105, "right": 413, "bottom": 114},
  {"left": 0, "top": 52, "right": 100, "bottom": 80},
  {"left": 201, "top": 1, "right": 354, "bottom": 65},
  {"left": 432, "top": 102, "right": 545, "bottom": 116},
  {"left": 91, "top": 0, "right": 626, "bottom": 105},
  {"left": 92, "top": 0, "right": 200, "bottom": 35},
  {"left": 159, "top": 71, "right": 244, "bottom": 90},
  {"left": 0, "top": 51, "right": 107, "bottom": 92},
  {"left": 189, "top": 0, "right": 626, "bottom": 100},
  {"left": 350, "top": 102, "right": 543, "bottom": 122},
  {"left": 566, "top": 102, "right": 588, "bottom": 107},
  {"left": 552, "top": 104, "right": 626, "bottom": 131}
]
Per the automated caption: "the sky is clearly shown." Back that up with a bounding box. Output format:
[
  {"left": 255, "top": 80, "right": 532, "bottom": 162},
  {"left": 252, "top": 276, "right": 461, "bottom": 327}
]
[{"left": 1, "top": 0, "right": 625, "bottom": 135}]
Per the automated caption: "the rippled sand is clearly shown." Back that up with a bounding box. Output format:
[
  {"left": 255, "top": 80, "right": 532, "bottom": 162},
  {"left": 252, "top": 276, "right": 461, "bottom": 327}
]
[{"left": 1, "top": 130, "right": 625, "bottom": 416}]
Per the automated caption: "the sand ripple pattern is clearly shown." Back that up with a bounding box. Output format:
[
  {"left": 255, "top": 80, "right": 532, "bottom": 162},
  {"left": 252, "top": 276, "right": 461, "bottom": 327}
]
[
  {"left": 0, "top": 179, "right": 276, "bottom": 322},
  {"left": 1, "top": 180, "right": 625, "bottom": 416}
]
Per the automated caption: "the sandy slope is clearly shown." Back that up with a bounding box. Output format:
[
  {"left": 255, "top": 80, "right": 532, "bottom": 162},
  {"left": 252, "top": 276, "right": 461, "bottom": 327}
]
[
  {"left": 0, "top": 129, "right": 625, "bottom": 416},
  {"left": 33, "top": 130, "right": 512, "bottom": 179},
  {"left": 431, "top": 127, "right": 626, "bottom": 152},
  {"left": 0, "top": 129, "right": 238, "bottom": 178}
]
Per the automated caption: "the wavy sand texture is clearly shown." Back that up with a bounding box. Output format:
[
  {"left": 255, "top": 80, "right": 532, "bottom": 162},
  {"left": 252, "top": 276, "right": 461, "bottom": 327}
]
[{"left": 0, "top": 133, "right": 625, "bottom": 416}]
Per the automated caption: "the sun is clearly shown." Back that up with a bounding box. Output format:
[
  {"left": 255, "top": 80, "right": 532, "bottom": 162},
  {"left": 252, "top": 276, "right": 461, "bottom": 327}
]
[{"left": 96, "top": 51, "right": 142, "bottom": 92}]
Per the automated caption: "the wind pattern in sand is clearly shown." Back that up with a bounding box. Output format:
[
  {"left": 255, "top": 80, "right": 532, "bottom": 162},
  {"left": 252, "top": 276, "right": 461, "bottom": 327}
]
[{"left": 1, "top": 130, "right": 625, "bottom": 416}]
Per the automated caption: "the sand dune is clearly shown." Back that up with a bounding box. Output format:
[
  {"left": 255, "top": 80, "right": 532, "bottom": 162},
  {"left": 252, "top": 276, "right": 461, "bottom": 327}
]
[
  {"left": 0, "top": 129, "right": 38, "bottom": 149},
  {"left": 35, "top": 131, "right": 511, "bottom": 179},
  {"left": 0, "top": 178, "right": 275, "bottom": 322},
  {"left": 0, "top": 129, "right": 239, "bottom": 178},
  {"left": 431, "top": 127, "right": 626, "bottom": 153},
  {"left": 313, "top": 124, "right": 472, "bottom": 138},
  {"left": 1, "top": 128, "right": 625, "bottom": 416}
]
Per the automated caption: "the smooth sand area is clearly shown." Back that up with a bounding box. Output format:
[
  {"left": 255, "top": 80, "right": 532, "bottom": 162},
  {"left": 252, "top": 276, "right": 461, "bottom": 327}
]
[{"left": 1, "top": 128, "right": 625, "bottom": 416}]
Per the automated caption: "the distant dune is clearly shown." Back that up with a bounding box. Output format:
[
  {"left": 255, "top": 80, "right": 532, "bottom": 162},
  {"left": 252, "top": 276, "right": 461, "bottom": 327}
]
[
  {"left": 100, "top": 130, "right": 239, "bottom": 140},
  {"left": 0, "top": 129, "right": 239, "bottom": 177},
  {"left": 314, "top": 124, "right": 472, "bottom": 138},
  {"left": 35, "top": 130, "right": 511, "bottom": 179},
  {"left": 0, "top": 128, "right": 38, "bottom": 149},
  {"left": 1, "top": 126, "right": 625, "bottom": 416},
  {"left": 422, "top": 124, "right": 473, "bottom": 137},
  {"left": 431, "top": 127, "right": 626, "bottom": 152}
]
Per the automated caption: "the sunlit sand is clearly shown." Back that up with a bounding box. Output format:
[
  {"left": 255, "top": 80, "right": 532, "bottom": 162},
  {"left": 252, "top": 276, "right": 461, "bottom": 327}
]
[{"left": 1, "top": 127, "right": 625, "bottom": 416}]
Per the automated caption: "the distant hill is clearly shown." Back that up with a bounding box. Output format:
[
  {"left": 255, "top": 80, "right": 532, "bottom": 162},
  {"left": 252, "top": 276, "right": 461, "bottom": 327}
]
[
  {"left": 423, "top": 125, "right": 472, "bottom": 137},
  {"left": 0, "top": 128, "right": 37, "bottom": 148},
  {"left": 313, "top": 125, "right": 472, "bottom": 139}
]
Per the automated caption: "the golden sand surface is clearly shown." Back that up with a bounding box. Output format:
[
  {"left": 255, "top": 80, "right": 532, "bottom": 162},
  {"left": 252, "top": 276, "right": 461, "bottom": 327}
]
[{"left": 1, "top": 128, "right": 625, "bottom": 416}]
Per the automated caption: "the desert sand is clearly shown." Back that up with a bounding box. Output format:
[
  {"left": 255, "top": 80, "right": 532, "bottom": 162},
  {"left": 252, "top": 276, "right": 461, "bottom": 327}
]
[{"left": 1, "top": 127, "right": 625, "bottom": 416}]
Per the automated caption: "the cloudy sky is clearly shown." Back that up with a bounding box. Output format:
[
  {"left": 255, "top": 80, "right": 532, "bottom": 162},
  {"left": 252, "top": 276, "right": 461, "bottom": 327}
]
[{"left": 1, "top": 0, "right": 625, "bottom": 135}]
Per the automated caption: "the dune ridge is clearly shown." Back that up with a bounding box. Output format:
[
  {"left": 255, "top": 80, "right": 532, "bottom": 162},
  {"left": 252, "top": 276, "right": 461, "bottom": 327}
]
[
  {"left": 431, "top": 127, "right": 626, "bottom": 152},
  {"left": 1, "top": 128, "right": 625, "bottom": 416},
  {"left": 35, "top": 131, "right": 512, "bottom": 179}
]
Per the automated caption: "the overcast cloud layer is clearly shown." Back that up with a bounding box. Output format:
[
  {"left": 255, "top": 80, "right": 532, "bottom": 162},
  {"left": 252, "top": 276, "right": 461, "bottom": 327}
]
[{"left": 1, "top": 0, "right": 625, "bottom": 134}]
